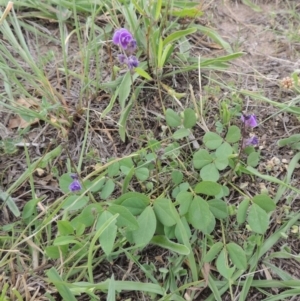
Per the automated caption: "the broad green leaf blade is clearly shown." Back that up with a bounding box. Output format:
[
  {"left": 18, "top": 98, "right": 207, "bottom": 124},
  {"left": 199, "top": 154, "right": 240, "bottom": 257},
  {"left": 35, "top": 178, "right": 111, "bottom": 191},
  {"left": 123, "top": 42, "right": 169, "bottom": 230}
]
[
  {"left": 200, "top": 163, "right": 219, "bottom": 182},
  {"left": 46, "top": 267, "right": 77, "bottom": 301},
  {"left": 237, "top": 199, "right": 250, "bottom": 225},
  {"left": 100, "top": 179, "right": 115, "bottom": 199},
  {"left": 115, "top": 192, "right": 150, "bottom": 215},
  {"left": 252, "top": 194, "right": 276, "bottom": 213},
  {"left": 151, "top": 235, "right": 190, "bottom": 255},
  {"left": 153, "top": 198, "right": 177, "bottom": 227},
  {"left": 204, "top": 242, "right": 224, "bottom": 262},
  {"left": 203, "top": 132, "right": 223, "bottom": 149},
  {"left": 216, "top": 249, "right": 235, "bottom": 280},
  {"left": 118, "top": 71, "right": 132, "bottom": 109},
  {"left": 165, "top": 108, "right": 181, "bottom": 127},
  {"left": 215, "top": 142, "right": 233, "bottom": 158},
  {"left": 277, "top": 134, "right": 300, "bottom": 147},
  {"left": 214, "top": 156, "right": 229, "bottom": 170},
  {"left": 135, "top": 167, "right": 149, "bottom": 181},
  {"left": 107, "top": 274, "right": 116, "bottom": 301},
  {"left": 172, "top": 128, "right": 190, "bottom": 140},
  {"left": 97, "top": 211, "right": 117, "bottom": 256},
  {"left": 183, "top": 108, "right": 197, "bottom": 129},
  {"left": 225, "top": 125, "right": 241, "bottom": 143},
  {"left": 247, "top": 152, "right": 260, "bottom": 167},
  {"left": 133, "top": 206, "right": 156, "bottom": 246},
  {"left": 208, "top": 199, "right": 228, "bottom": 219},
  {"left": 62, "top": 196, "right": 89, "bottom": 211},
  {"left": 248, "top": 204, "right": 269, "bottom": 234},
  {"left": 108, "top": 204, "right": 139, "bottom": 230},
  {"left": 171, "top": 170, "right": 183, "bottom": 185},
  {"left": 194, "top": 181, "right": 222, "bottom": 196},
  {"left": 193, "top": 149, "right": 213, "bottom": 169},
  {"left": 163, "top": 28, "right": 197, "bottom": 46},
  {"left": 176, "top": 191, "right": 193, "bottom": 216},
  {"left": 134, "top": 67, "right": 153, "bottom": 80},
  {"left": 187, "top": 196, "right": 215, "bottom": 233},
  {"left": 226, "top": 242, "right": 247, "bottom": 270}
]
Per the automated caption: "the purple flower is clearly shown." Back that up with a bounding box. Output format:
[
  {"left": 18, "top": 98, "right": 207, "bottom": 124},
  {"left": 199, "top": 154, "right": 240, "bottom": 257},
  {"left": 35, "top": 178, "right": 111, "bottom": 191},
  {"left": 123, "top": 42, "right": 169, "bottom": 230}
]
[
  {"left": 127, "top": 55, "right": 139, "bottom": 69},
  {"left": 117, "top": 54, "right": 139, "bottom": 69},
  {"left": 241, "top": 114, "right": 258, "bottom": 128},
  {"left": 69, "top": 174, "right": 82, "bottom": 192},
  {"left": 243, "top": 136, "right": 259, "bottom": 148},
  {"left": 113, "top": 28, "right": 136, "bottom": 51}
]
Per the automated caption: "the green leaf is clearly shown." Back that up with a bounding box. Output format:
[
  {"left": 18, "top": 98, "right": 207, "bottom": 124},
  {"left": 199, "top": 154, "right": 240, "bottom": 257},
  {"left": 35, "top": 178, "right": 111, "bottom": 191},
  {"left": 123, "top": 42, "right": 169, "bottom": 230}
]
[
  {"left": 135, "top": 67, "right": 153, "bottom": 80},
  {"left": 100, "top": 179, "right": 115, "bottom": 199},
  {"left": 216, "top": 249, "right": 235, "bottom": 280},
  {"left": 170, "top": 7, "right": 203, "bottom": 18},
  {"left": 115, "top": 192, "right": 150, "bottom": 215},
  {"left": 204, "top": 242, "right": 223, "bottom": 262},
  {"left": 153, "top": 198, "right": 177, "bottom": 227},
  {"left": 200, "top": 163, "right": 219, "bottom": 182},
  {"left": 62, "top": 195, "right": 89, "bottom": 211},
  {"left": 237, "top": 198, "right": 250, "bottom": 225},
  {"left": 215, "top": 142, "right": 233, "bottom": 158},
  {"left": 84, "top": 176, "right": 106, "bottom": 193},
  {"left": 193, "top": 149, "right": 213, "bottom": 169},
  {"left": 171, "top": 170, "right": 183, "bottom": 185},
  {"left": 172, "top": 128, "right": 190, "bottom": 140},
  {"left": 248, "top": 203, "right": 269, "bottom": 234},
  {"left": 194, "top": 181, "right": 222, "bottom": 196},
  {"left": 176, "top": 191, "right": 193, "bottom": 215},
  {"left": 57, "top": 221, "right": 74, "bottom": 236},
  {"left": 135, "top": 167, "right": 149, "bottom": 181},
  {"left": 108, "top": 161, "right": 120, "bottom": 177},
  {"left": 226, "top": 242, "right": 247, "bottom": 270},
  {"left": 203, "top": 132, "right": 223, "bottom": 149},
  {"left": 187, "top": 196, "right": 215, "bottom": 233},
  {"left": 252, "top": 194, "right": 276, "bottom": 213},
  {"left": 53, "top": 236, "right": 79, "bottom": 246},
  {"left": 183, "top": 108, "right": 197, "bottom": 129},
  {"left": 165, "top": 108, "right": 181, "bottom": 127},
  {"left": 247, "top": 152, "right": 260, "bottom": 167},
  {"left": 22, "top": 197, "right": 40, "bottom": 220},
  {"left": 59, "top": 173, "right": 73, "bottom": 193},
  {"left": 118, "top": 71, "right": 132, "bottom": 109},
  {"left": 97, "top": 211, "right": 117, "bottom": 256},
  {"left": 277, "top": 134, "right": 300, "bottom": 147},
  {"left": 174, "top": 216, "right": 191, "bottom": 243},
  {"left": 46, "top": 267, "right": 77, "bottom": 301},
  {"left": 132, "top": 206, "right": 156, "bottom": 246},
  {"left": 108, "top": 204, "right": 139, "bottom": 230},
  {"left": 208, "top": 199, "right": 228, "bottom": 219},
  {"left": 225, "top": 125, "right": 241, "bottom": 143},
  {"left": 151, "top": 236, "right": 190, "bottom": 255},
  {"left": 163, "top": 28, "right": 197, "bottom": 46},
  {"left": 214, "top": 156, "right": 229, "bottom": 170}
]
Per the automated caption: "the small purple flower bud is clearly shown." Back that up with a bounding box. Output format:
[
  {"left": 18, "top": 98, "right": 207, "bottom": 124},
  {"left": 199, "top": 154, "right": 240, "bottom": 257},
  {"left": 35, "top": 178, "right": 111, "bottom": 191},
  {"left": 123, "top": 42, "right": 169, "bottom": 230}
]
[
  {"left": 241, "top": 114, "right": 258, "bottom": 128},
  {"left": 127, "top": 55, "right": 139, "bottom": 69},
  {"left": 112, "top": 28, "right": 135, "bottom": 50},
  {"left": 69, "top": 179, "right": 82, "bottom": 192},
  {"left": 117, "top": 54, "right": 127, "bottom": 64},
  {"left": 243, "top": 136, "right": 259, "bottom": 148},
  {"left": 126, "top": 40, "right": 137, "bottom": 54}
]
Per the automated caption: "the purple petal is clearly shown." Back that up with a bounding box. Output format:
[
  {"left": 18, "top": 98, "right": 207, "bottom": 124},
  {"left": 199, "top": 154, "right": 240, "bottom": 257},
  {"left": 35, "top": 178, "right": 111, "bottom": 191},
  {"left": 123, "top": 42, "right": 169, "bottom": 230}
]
[
  {"left": 127, "top": 55, "right": 139, "bottom": 69},
  {"left": 69, "top": 179, "right": 82, "bottom": 192},
  {"left": 241, "top": 114, "right": 258, "bottom": 128},
  {"left": 117, "top": 54, "right": 127, "bottom": 64},
  {"left": 112, "top": 28, "right": 134, "bottom": 50},
  {"left": 243, "top": 136, "right": 259, "bottom": 148}
]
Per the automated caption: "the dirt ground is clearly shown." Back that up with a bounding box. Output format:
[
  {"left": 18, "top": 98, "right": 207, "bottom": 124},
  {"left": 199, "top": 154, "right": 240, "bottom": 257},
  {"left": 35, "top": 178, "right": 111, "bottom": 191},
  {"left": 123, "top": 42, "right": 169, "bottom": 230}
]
[{"left": 1, "top": 0, "right": 300, "bottom": 300}]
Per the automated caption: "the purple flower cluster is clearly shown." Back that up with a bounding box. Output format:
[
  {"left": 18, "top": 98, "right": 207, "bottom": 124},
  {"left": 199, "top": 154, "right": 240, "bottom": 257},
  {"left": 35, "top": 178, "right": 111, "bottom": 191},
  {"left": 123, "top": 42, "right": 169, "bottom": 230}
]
[
  {"left": 69, "top": 174, "right": 82, "bottom": 192},
  {"left": 112, "top": 28, "right": 139, "bottom": 69},
  {"left": 241, "top": 114, "right": 259, "bottom": 148}
]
